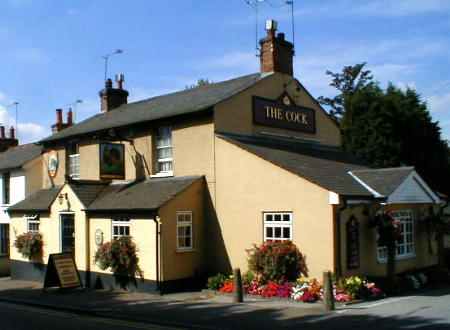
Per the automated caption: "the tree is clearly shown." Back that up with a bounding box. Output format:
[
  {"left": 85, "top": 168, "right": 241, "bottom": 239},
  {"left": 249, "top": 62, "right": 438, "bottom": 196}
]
[
  {"left": 318, "top": 63, "right": 374, "bottom": 120},
  {"left": 185, "top": 78, "right": 213, "bottom": 90},
  {"left": 320, "top": 64, "right": 450, "bottom": 195}
]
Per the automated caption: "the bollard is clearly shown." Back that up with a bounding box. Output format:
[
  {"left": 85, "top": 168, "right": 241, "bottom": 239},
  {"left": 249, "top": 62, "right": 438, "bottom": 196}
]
[
  {"left": 323, "top": 271, "right": 335, "bottom": 311},
  {"left": 233, "top": 268, "right": 243, "bottom": 303}
]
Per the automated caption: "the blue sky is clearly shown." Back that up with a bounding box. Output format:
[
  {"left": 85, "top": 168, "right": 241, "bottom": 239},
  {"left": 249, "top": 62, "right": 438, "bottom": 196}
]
[{"left": 0, "top": 0, "right": 449, "bottom": 143}]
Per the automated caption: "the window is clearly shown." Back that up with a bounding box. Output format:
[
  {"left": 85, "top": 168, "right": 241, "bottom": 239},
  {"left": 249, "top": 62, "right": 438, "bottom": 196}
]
[
  {"left": 377, "top": 210, "right": 415, "bottom": 261},
  {"left": 2, "top": 172, "right": 10, "bottom": 205},
  {"left": 264, "top": 212, "right": 293, "bottom": 241},
  {"left": 67, "top": 144, "right": 80, "bottom": 180},
  {"left": 0, "top": 224, "right": 9, "bottom": 256},
  {"left": 27, "top": 216, "right": 40, "bottom": 233},
  {"left": 155, "top": 126, "right": 173, "bottom": 175},
  {"left": 177, "top": 211, "right": 193, "bottom": 250},
  {"left": 68, "top": 154, "right": 80, "bottom": 180},
  {"left": 112, "top": 218, "right": 130, "bottom": 240}
]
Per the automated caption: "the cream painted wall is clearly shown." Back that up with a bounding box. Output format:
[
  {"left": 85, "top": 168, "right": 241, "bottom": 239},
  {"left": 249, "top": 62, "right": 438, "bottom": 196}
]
[
  {"left": 23, "top": 157, "right": 44, "bottom": 197},
  {"left": 340, "top": 204, "right": 438, "bottom": 277},
  {"left": 9, "top": 185, "right": 89, "bottom": 271},
  {"left": 214, "top": 137, "right": 334, "bottom": 278},
  {"left": 89, "top": 217, "right": 157, "bottom": 281},
  {"left": 214, "top": 72, "right": 341, "bottom": 147},
  {"left": 159, "top": 178, "right": 205, "bottom": 281}
]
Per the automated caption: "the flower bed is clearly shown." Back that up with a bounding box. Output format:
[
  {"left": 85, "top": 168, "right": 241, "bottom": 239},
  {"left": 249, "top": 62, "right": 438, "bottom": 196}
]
[{"left": 208, "top": 273, "right": 385, "bottom": 304}]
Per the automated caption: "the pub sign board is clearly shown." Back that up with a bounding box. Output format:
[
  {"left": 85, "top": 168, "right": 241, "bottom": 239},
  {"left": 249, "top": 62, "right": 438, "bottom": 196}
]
[
  {"left": 43, "top": 253, "right": 82, "bottom": 289},
  {"left": 346, "top": 216, "right": 360, "bottom": 270},
  {"left": 99, "top": 143, "right": 125, "bottom": 180},
  {"left": 252, "top": 96, "right": 316, "bottom": 134}
]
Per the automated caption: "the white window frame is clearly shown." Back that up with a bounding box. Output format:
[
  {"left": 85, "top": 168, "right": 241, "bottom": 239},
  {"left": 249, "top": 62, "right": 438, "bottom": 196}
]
[
  {"left": 26, "top": 215, "right": 40, "bottom": 233},
  {"left": 112, "top": 218, "right": 130, "bottom": 240},
  {"left": 263, "top": 212, "right": 293, "bottom": 241},
  {"left": 154, "top": 126, "right": 173, "bottom": 177},
  {"left": 68, "top": 153, "right": 80, "bottom": 180},
  {"left": 377, "top": 210, "right": 415, "bottom": 262},
  {"left": 176, "top": 211, "right": 193, "bottom": 251}
]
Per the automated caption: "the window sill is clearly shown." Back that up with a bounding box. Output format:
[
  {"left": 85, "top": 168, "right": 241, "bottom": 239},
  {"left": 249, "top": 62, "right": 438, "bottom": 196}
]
[
  {"left": 176, "top": 248, "right": 195, "bottom": 254},
  {"left": 377, "top": 253, "right": 416, "bottom": 264},
  {"left": 151, "top": 172, "right": 174, "bottom": 178}
]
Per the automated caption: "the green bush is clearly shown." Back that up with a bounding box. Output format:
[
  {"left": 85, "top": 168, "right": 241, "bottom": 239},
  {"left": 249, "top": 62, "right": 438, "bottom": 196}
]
[
  {"left": 14, "top": 232, "right": 43, "bottom": 260},
  {"left": 247, "top": 241, "right": 308, "bottom": 283},
  {"left": 207, "top": 273, "right": 228, "bottom": 290},
  {"left": 95, "top": 237, "right": 143, "bottom": 280}
]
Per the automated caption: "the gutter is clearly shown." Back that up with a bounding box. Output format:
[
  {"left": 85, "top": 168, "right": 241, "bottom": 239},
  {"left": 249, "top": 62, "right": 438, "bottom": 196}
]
[{"left": 153, "top": 214, "right": 162, "bottom": 293}]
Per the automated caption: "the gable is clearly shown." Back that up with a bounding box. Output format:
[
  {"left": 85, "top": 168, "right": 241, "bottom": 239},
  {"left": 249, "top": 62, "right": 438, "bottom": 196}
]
[
  {"left": 388, "top": 172, "right": 440, "bottom": 204},
  {"left": 214, "top": 72, "right": 341, "bottom": 147}
]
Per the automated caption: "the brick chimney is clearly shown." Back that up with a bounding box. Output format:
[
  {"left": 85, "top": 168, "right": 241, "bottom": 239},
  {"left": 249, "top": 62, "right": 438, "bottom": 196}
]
[
  {"left": 0, "top": 125, "right": 18, "bottom": 152},
  {"left": 260, "top": 20, "right": 294, "bottom": 76},
  {"left": 52, "top": 108, "right": 73, "bottom": 133},
  {"left": 99, "top": 73, "right": 129, "bottom": 112}
]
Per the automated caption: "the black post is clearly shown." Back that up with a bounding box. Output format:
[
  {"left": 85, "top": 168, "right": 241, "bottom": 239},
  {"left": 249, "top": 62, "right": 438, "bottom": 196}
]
[
  {"left": 323, "top": 271, "right": 335, "bottom": 311},
  {"left": 233, "top": 268, "right": 243, "bottom": 303}
]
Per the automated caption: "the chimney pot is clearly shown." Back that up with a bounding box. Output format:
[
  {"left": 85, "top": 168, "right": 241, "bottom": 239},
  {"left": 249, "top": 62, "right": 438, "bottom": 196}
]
[
  {"left": 0, "top": 126, "right": 5, "bottom": 139},
  {"left": 277, "top": 32, "right": 285, "bottom": 40},
  {"left": 56, "top": 109, "right": 63, "bottom": 126},
  {"left": 105, "top": 78, "right": 113, "bottom": 89},
  {"left": 67, "top": 108, "right": 73, "bottom": 126},
  {"left": 9, "top": 126, "right": 15, "bottom": 139}
]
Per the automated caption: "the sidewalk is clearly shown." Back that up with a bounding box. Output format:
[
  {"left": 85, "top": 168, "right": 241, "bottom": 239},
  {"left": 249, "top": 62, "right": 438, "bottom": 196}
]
[{"left": 0, "top": 278, "right": 328, "bottom": 329}]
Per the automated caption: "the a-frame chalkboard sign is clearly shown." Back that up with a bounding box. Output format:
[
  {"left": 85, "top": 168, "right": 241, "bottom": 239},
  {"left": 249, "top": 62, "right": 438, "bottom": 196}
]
[{"left": 43, "top": 253, "right": 82, "bottom": 290}]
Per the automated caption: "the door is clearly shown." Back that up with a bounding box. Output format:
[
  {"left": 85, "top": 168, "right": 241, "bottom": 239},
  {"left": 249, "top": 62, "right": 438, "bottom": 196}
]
[{"left": 60, "top": 214, "right": 75, "bottom": 255}]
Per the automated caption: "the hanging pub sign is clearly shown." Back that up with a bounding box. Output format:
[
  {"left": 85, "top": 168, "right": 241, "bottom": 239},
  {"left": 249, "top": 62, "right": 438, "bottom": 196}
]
[
  {"left": 252, "top": 95, "right": 316, "bottom": 134},
  {"left": 43, "top": 253, "right": 82, "bottom": 289},
  {"left": 346, "top": 216, "right": 360, "bottom": 270},
  {"left": 99, "top": 143, "right": 125, "bottom": 180},
  {"left": 48, "top": 150, "right": 59, "bottom": 178}
]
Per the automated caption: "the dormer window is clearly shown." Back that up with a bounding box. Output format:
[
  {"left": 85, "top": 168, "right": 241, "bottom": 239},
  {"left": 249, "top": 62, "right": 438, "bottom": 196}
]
[{"left": 155, "top": 126, "right": 173, "bottom": 176}]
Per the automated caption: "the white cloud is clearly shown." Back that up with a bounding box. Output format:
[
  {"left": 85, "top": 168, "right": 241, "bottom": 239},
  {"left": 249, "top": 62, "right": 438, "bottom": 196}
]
[
  {"left": 428, "top": 91, "right": 450, "bottom": 114},
  {"left": 0, "top": 107, "right": 48, "bottom": 143}
]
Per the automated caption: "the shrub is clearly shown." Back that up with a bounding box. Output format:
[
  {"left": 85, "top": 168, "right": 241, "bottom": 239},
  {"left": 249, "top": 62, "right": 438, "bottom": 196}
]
[
  {"left": 247, "top": 241, "right": 308, "bottom": 283},
  {"left": 95, "top": 237, "right": 143, "bottom": 280},
  {"left": 14, "top": 232, "right": 43, "bottom": 260},
  {"left": 342, "top": 276, "right": 364, "bottom": 298},
  {"left": 207, "top": 273, "right": 228, "bottom": 291}
]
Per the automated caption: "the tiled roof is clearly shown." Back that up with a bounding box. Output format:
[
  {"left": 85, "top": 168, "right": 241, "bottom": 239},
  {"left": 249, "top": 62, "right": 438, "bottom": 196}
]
[
  {"left": 68, "top": 180, "right": 110, "bottom": 207},
  {"left": 218, "top": 133, "right": 372, "bottom": 197},
  {"left": 0, "top": 143, "right": 42, "bottom": 172},
  {"left": 350, "top": 167, "right": 415, "bottom": 197},
  {"left": 86, "top": 176, "right": 203, "bottom": 212},
  {"left": 41, "top": 73, "right": 269, "bottom": 143},
  {"left": 8, "top": 186, "right": 62, "bottom": 213}
]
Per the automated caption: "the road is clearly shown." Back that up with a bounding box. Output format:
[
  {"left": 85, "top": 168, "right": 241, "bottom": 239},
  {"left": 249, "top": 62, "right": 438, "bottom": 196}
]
[
  {"left": 1, "top": 289, "right": 450, "bottom": 329},
  {"left": 0, "top": 301, "right": 180, "bottom": 330}
]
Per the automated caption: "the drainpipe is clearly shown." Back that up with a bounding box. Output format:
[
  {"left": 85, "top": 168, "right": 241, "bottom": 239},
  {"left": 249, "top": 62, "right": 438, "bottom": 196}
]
[
  {"left": 335, "top": 197, "right": 348, "bottom": 279},
  {"left": 153, "top": 215, "right": 162, "bottom": 293}
]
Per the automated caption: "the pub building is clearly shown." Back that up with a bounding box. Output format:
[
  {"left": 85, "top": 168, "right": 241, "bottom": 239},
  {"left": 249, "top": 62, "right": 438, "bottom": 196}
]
[{"left": 8, "top": 20, "right": 441, "bottom": 292}]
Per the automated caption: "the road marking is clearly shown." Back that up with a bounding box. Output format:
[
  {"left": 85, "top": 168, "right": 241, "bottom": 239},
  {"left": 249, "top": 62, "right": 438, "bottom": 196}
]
[{"left": 360, "top": 296, "right": 412, "bottom": 309}]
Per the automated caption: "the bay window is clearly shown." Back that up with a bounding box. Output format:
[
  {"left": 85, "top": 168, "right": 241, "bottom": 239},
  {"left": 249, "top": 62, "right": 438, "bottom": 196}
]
[{"left": 377, "top": 210, "right": 415, "bottom": 261}]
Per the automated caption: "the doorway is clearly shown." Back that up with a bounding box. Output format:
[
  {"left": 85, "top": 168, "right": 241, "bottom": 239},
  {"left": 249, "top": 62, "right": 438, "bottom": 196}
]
[{"left": 60, "top": 214, "right": 75, "bottom": 255}]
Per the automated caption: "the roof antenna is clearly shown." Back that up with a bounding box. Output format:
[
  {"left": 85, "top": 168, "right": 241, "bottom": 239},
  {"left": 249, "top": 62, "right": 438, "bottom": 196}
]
[
  {"left": 245, "top": 0, "right": 264, "bottom": 57},
  {"left": 286, "top": 0, "right": 295, "bottom": 55}
]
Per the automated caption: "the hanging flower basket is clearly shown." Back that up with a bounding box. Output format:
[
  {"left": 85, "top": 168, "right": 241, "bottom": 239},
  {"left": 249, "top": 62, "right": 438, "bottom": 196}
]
[
  {"left": 95, "top": 236, "right": 143, "bottom": 281},
  {"left": 14, "top": 232, "right": 43, "bottom": 261}
]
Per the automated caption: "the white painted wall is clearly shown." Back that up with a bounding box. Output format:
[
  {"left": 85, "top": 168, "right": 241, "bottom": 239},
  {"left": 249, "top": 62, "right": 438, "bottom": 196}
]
[
  {"left": 0, "top": 170, "right": 26, "bottom": 224},
  {"left": 388, "top": 172, "right": 439, "bottom": 204}
]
